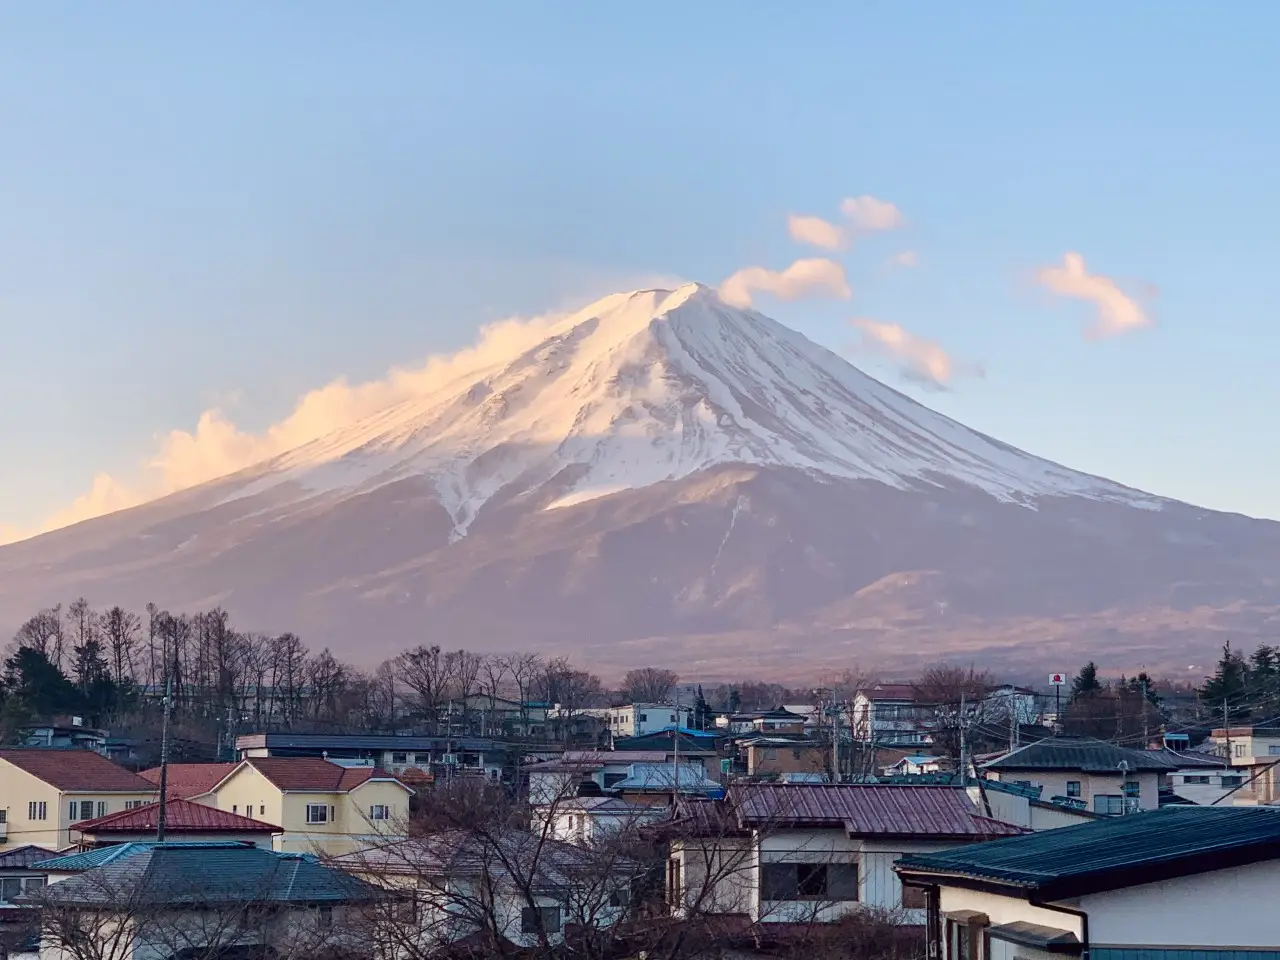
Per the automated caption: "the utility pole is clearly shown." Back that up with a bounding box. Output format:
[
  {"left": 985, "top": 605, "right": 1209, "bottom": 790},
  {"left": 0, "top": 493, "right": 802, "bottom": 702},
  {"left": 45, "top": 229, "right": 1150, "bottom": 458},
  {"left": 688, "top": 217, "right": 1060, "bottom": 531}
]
[
  {"left": 958, "top": 692, "right": 968, "bottom": 787},
  {"left": 1224, "top": 698, "right": 1232, "bottom": 765},
  {"left": 672, "top": 685, "right": 680, "bottom": 805},
  {"left": 830, "top": 698, "right": 840, "bottom": 783},
  {"left": 1140, "top": 674, "right": 1150, "bottom": 747},
  {"left": 156, "top": 671, "right": 173, "bottom": 842},
  {"left": 1009, "top": 700, "right": 1018, "bottom": 753}
]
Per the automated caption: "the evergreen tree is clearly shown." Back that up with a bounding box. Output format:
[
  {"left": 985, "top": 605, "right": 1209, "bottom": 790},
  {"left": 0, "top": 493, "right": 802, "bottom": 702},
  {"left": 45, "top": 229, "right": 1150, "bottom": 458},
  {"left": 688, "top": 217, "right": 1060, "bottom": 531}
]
[
  {"left": 4, "top": 646, "right": 79, "bottom": 717},
  {"left": 1071, "top": 662, "right": 1102, "bottom": 700},
  {"left": 1200, "top": 642, "right": 1251, "bottom": 721}
]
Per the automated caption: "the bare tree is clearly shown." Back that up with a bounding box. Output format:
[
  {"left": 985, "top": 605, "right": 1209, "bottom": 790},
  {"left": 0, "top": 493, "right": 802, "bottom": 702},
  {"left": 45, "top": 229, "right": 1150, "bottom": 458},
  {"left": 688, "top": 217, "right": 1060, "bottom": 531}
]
[
  {"left": 12, "top": 604, "right": 63, "bottom": 663},
  {"left": 398, "top": 645, "right": 451, "bottom": 734},
  {"left": 622, "top": 667, "right": 680, "bottom": 703}
]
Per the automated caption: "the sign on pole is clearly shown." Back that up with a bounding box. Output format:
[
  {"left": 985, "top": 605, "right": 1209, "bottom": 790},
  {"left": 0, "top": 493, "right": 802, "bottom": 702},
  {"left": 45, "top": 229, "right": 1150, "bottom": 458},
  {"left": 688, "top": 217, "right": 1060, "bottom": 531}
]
[{"left": 1049, "top": 673, "right": 1066, "bottom": 686}]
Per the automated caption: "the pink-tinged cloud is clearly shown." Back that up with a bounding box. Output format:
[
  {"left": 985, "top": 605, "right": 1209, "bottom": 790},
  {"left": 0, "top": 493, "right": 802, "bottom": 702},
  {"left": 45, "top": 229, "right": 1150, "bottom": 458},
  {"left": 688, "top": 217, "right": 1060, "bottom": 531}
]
[
  {"left": 1035, "top": 252, "right": 1153, "bottom": 339},
  {"left": 840, "top": 195, "right": 905, "bottom": 232},
  {"left": 719, "top": 258, "right": 852, "bottom": 309},
  {"left": 850, "top": 318, "right": 983, "bottom": 389},
  {"left": 887, "top": 250, "right": 918, "bottom": 269},
  {"left": 787, "top": 214, "right": 847, "bottom": 251}
]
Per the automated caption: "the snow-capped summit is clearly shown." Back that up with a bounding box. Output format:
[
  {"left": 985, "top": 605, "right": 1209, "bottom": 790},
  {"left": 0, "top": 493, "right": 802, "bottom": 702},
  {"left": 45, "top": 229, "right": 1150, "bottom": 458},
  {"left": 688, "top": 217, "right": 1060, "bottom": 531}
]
[{"left": 228, "top": 282, "right": 1157, "bottom": 540}]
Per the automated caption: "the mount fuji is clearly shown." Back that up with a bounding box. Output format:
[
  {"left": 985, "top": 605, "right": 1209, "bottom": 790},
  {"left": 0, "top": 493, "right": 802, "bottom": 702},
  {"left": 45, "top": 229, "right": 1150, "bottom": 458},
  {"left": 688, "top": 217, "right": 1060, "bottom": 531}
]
[{"left": 3, "top": 283, "right": 1278, "bottom": 676}]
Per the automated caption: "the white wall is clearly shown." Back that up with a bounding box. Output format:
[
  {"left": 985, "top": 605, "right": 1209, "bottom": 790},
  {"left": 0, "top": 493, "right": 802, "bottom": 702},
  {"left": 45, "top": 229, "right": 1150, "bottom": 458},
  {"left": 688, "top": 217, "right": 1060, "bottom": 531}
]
[
  {"left": 938, "top": 887, "right": 1082, "bottom": 939},
  {"left": 1083, "top": 858, "right": 1280, "bottom": 947}
]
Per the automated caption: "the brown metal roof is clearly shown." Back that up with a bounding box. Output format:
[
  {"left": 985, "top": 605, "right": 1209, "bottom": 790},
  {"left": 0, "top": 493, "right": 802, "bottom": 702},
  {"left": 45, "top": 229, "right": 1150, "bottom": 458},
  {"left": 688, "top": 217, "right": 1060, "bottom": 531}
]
[
  {"left": 242, "top": 758, "right": 407, "bottom": 793},
  {"left": 0, "top": 749, "right": 156, "bottom": 792},
  {"left": 139, "top": 763, "right": 238, "bottom": 799},
  {"left": 74, "top": 798, "right": 280, "bottom": 834},
  {"left": 728, "top": 784, "right": 1026, "bottom": 839}
]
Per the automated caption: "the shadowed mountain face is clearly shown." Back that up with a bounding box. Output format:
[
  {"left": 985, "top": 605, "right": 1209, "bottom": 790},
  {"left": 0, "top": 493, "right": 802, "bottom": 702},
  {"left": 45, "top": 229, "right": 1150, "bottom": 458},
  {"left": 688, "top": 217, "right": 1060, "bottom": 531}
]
[{"left": 3, "top": 285, "right": 1277, "bottom": 677}]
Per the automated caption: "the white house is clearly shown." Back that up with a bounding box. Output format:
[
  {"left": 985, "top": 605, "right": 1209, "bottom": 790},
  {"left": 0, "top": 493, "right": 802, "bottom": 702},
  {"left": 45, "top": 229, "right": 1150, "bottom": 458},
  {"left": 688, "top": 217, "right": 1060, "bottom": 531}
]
[
  {"left": 851, "top": 684, "right": 929, "bottom": 747},
  {"left": 1206, "top": 725, "right": 1280, "bottom": 804},
  {"left": 667, "top": 783, "right": 1024, "bottom": 927},
  {"left": 532, "top": 795, "right": 664, "bottom": 845},
  {"left": 608, "top": 703, "right": 695, "bottom": 738},
  {"left": 896, "top": 805, "right": 1280, "bottom": 960},
  {"left": 524, "top": 751, "right": 715, "bottom": 804},
  {"left": 981, "top": 737, "right": 1171, "bottom": 814}
]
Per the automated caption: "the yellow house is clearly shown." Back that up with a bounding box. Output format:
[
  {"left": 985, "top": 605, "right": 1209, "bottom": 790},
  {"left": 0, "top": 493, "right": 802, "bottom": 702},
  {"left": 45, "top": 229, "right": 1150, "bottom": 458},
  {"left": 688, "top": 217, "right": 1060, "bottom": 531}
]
[
  {"left": 0, "top": 749, "right": 157, "bottom": 850},
  {"left": 189, "top": 757, "right": 413, "bottom": 855}
]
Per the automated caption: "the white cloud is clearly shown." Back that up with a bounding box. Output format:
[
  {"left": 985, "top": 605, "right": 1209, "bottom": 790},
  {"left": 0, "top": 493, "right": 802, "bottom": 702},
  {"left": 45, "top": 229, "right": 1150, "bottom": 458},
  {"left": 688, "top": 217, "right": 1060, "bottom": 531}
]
[
  {"left": 1035, "top": 251, "right": 1153, "bottom": 339},
  {"left": 718, "top": 258, "right": 852, "bottom": 309},
  {"left": 850, "top": 318, "right": 983, "bottom": 389},
  {"left": 840, "top": 195, "right": 905, "bottom": 232},
  {"left": 787, "top": 214, "right": 846, "bottom": 251},
  {"left": 887, "top": 250, "right": 918, "bottom": 269}
]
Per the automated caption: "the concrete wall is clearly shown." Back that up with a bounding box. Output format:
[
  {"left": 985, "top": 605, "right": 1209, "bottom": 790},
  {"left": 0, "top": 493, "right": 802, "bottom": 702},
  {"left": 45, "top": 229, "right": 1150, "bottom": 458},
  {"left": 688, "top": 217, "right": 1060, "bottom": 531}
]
[{"left": 989, "top": 769, "right": 1159, "bottom": 812}]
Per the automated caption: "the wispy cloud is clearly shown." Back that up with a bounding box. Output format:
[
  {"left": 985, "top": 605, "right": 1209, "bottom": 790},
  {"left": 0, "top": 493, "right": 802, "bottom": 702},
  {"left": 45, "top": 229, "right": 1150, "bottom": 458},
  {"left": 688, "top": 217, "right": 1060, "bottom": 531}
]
[
  {"left": 849, "top": 318, "right": 983, "bottom": 389},
  {"left": 840, "top": 195, "right": 905, "bottom": 232},
  {"left": 787, "top": 214, "right": 847, "bottom": 251},
  {"left": 788, "top": 194, "right": 906, "bottom": 252},
  {"left": 887, "top": 250, "right": 918, "bottom": 269},
  {"left": 719, "top": 258, "right": 852, "bottom": 309},
  {"left": 1035, "top": 252, "right": 1153, "bottom": 339}
]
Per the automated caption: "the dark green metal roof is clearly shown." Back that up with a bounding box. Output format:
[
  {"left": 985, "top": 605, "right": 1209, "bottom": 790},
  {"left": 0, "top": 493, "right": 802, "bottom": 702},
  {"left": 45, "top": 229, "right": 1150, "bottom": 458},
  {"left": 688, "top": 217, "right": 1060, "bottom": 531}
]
[
  {"left": 982, "top": 737, "right": 1174, "bottom": 773},
  {"left": 38, "top": 842, "right": 384, "bottom": 907},
  {"left": 896, "top": 806, "right": 1280, "bottom": 895}
]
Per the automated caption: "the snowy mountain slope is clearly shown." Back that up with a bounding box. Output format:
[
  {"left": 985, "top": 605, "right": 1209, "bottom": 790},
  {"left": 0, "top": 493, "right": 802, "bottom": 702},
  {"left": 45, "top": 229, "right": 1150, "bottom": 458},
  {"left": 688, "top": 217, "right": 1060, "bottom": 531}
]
[
  {"left": 223, "top": 282, "right": 1160, "bottom": 540},
  {"left": 2, "top": 281, "right": 1276, "bottom": 675}
]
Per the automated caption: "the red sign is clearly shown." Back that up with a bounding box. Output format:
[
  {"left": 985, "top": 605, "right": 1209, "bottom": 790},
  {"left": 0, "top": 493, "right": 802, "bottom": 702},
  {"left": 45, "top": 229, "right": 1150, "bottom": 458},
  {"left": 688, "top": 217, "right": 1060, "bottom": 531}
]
[{"left": 1049, "top": 673, "right": 1066, "bottom": 685}]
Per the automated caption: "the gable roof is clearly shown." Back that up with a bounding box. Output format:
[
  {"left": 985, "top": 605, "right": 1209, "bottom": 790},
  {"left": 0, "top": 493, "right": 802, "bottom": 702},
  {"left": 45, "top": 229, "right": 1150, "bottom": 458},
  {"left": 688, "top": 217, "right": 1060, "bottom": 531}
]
[
  {"left": 74, "top": 798, "right": 280, "bottom": 835},
  {"left": 860, "top": 683, "right": 919, "bottom": 702},
  {"left": 982, "top": 737, "right": 1174, "bottom": 774},
  {"left": 139, "top": 763, "right": 238, "bottom": 799},
  {"left": 611, "top": 763, "right": 723, "bottom": 794},
  {"left": 0, "top": 749, "right": 156, "bottom": 792},
  {"left": 896, "top": 806, "right": 1280, "bottom": 898},
  {"left": 221, "top": 758, "right": 409, "bottom": 794},
  {"left": 0, "top": 845, "right": 57, "bottom": 870},
  {"left": 728, "top": 784, "right": 1025, "bottom": 840},
  {"left": 37, "top": 842, "right": 385, "bottom": 907}
]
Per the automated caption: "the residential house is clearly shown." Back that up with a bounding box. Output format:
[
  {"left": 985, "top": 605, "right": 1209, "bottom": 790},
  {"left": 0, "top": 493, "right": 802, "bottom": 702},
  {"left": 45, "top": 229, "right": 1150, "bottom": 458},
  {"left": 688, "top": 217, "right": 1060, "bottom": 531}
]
[
  {"left": 1206, "top": 725, "right": 1280, "bottom": 804},
  {"left": 612, "top": 729, "right": 726, "bottom": 753},
  {"left": 1147, "top": 747, "right": 1235, "bottom": 805},
  {"left": 71, "top": 798, "right": 281, "bottom": 848},
  {"left": 139, "top": 762, "right": 238, "bottom": 800},
  {"left": 34, "top": 841, "right": 386, "bottom": 960},
  {"left": 741, "top": 736, "right": 829, "bottom": 778},
  {"left": 440, "top": 695, "right": 550, "bottom": 739},
  {"left": 22, "top": 719, "right": 107, "bottom": 753},
  {"left": 608, "top": 703, "right": 696, "bottom": 738},
  {"left": 181, "top": 757, "right": 413, "bottom": 855},
  {"left": 718, "top": 708, "right": 809, "bottom": 737},
  {"left": 332, "top": 828, "right": 636, "bottom": 953},
  {"left": 896, "top": 806, "right": 1280, "bottom": 960},
  {"left": 0, "top": 750, "right": 157, "bottom": 850},
  {"left": 610, "top": 763, "right": 725, "bottom": 807},
  {"left": 970, "top": 779, "right": 1100, "bottom": 831},
  {"left": 667, "top": 783, "right": 1024, "bottom": 926},
  {"left": 851, "top": 684, "right": 929, "bottom": 747},
  {"left": 532, "top": 794, "right": 663, "bottom": 845},
  {"left": 981, "top": 737, "right": 1171, "bottom": 814},
  {"left": 882, "top": 755, "right": 949, "bottom": 778},
  {"left": 0, "top": 846, "right": 51, "bottom": 954},
  {"left": 234, "top": 732, "right": 513, "bottom": 784},
  {"left": 525, "top": 750, "right": 717, "bottom": 804},
  {"left": 984, "top": 685, "right": 1042, "bottom": 727}
]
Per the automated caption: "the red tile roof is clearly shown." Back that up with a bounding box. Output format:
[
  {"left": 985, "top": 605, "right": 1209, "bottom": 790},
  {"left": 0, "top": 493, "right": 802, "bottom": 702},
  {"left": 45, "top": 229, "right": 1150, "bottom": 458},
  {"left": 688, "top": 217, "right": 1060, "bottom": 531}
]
[
  {"left": 242, "top": 758, "right": 405, "bottom": 792},
  {"left": 73, "top": 798, "right": 280, "bottom": 835},
  {"left": 0, "top": 750, "right": 156, "bottom": 792},
  {"left": 139, "top": 763, "right": 237, "bottom": 799},
  {"left": 728, "top": 784, "right": 1026, "bottom": 839}
]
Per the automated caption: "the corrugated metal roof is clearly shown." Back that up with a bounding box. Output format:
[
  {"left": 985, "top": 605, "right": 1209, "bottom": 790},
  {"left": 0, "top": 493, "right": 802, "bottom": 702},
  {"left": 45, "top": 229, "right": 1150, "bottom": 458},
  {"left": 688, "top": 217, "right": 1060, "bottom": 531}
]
[
  {"left": 38, "top": 843, "right": 384, "bottom": 906},
  {"left": 730, "top": 784, "right": 1025, "bottom": 839},
  {"left": 139, "top": 763, "right": 237, "bottom": 799},
  {"left": 0, "top": 846, "right": 57, "bottom": 869},
  {"left": 982, "top": 737, "right": 1174, "bottom": 773},
  {"left": 896, "top": 806, "right": 1280, "bottom": 890},
  {"left": 75, "top": 798, "right": 280, "bottom": 834}
]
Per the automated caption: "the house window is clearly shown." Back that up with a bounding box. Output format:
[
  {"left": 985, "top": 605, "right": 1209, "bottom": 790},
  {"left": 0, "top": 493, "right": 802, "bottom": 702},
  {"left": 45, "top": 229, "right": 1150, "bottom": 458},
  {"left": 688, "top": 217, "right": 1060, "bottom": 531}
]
[
  {"left": 414, "top": 753, "right": 430, "bottom": 764},
  {"left": 1065, "top": 781, "right": 1081, "bottom": 798},
  {"left": 1093, "top": 795, "right": 1124, "bottom": 816},
  {"left": 392, "top": 752, "right": 407, "bottom": 764},
  {"left": 667, "top": 857, "right": 682, "bottom": 905},
  {"left": 1122, "top": 780, "right": 1141, "bottom": 798},
  {"left": 520, "top": 906, "right": 561, "bottom": 935},
  {"left": 306, "top": 804, "right": 329, "bottom": 824},
  {"left": 70, "top": 800, "right": 95, "bottom": 822},
  {"left": 638, "top": 713, "right": 647, "bottom": 722},
  {"left": 28, "top": 801, "right": 46, "bottom": 821},
  {"left": 1269, "top": 745, "right": 1280, "bottom": 756},
  {"left": 368, "top": 805, "right": 391, "bottom": 821},
  {"left": 1222, "top": 774, "right": 1245, "bottom": 788},
  {"left": 316, "top": 906, "right": 333, "bottom": 929},
  {"left": 0, "top": 879, "right": 22, "bottom": 903},
  {"left": 233, "top": 805, "right": 238, "bottom": 814},
  {"left": 900, "top": 884, "right": 927, "bottom": 910},
  {"left": 125, "top": 800, "right": 147, "bottom": 810},
  {"left": 1235, "top": 743, "right": 1247, "bottom": 758},
  {"left": 764, "top": 749, "right": 777, "bottom": 761},
  {"left": 760, "top": 862, "right": 859, "bottom": 901},
  {"left": 259, "top": 804, "right": 265, "bottom": 815},
  {"left": 1183, "top": 775, "right": 1210, "bottom": 785}
]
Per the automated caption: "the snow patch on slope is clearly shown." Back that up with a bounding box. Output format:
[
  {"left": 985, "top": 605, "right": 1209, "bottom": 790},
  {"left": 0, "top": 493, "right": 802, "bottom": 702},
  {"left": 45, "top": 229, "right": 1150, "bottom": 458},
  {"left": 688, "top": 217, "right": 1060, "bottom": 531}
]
[{"left": 220, "top": 282, "right": 1163, "bottom": 539}]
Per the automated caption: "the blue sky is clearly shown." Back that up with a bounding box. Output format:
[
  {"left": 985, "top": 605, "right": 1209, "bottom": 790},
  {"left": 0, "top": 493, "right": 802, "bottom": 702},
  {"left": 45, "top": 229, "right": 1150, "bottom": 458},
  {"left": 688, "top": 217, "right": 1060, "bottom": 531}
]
[{"left": 2, "top": 3, "right": 1279, "bottom": 536}]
